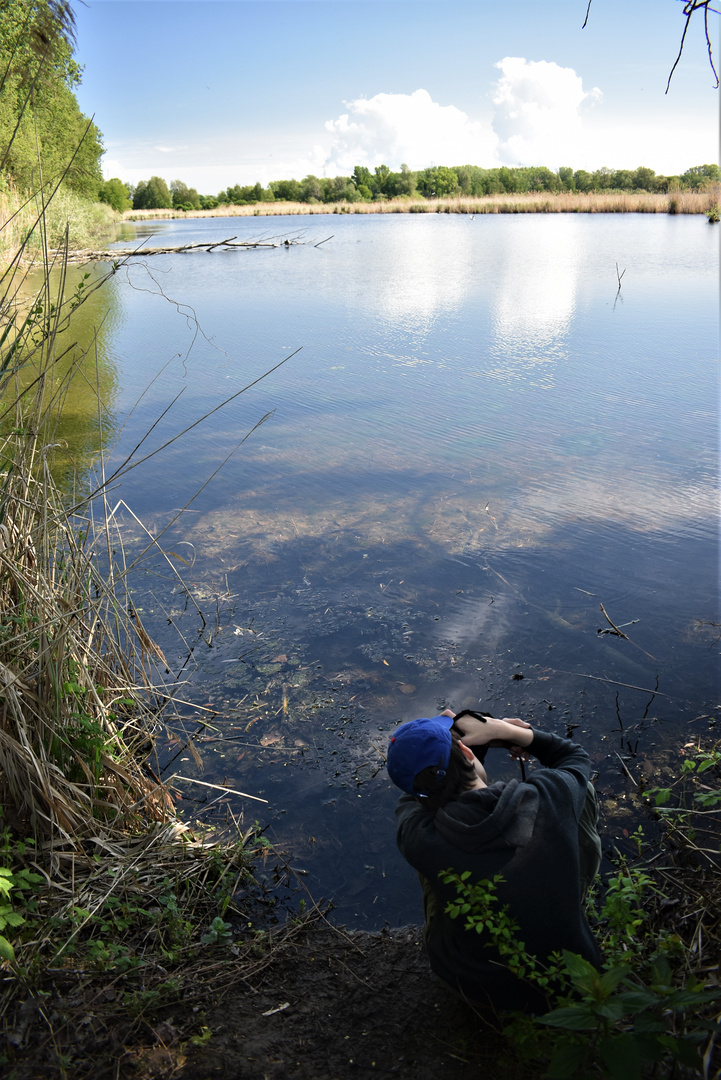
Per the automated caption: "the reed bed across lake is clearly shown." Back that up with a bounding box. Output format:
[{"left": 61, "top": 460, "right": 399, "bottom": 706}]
[{"left": 125, "top": 186, "right": 720, "bottom": 222}]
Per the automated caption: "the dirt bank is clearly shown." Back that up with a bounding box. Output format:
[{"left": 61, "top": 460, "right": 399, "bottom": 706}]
[{"left": 175, "top": 924, "right": 513, "bottom": 1080}]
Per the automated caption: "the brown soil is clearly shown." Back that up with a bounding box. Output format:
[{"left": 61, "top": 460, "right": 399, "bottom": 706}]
[
  {"left": 171, "top": 924, "right": 513, "bottom": 1080},
  {"left": 4, "top": 921, "right": 520, "bottom": 1080}
]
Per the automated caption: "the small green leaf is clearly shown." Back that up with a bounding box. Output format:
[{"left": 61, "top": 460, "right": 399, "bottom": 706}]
[
  {"left": 562, "top": 950, "right": 598, "bottom": 980},
  {"left": 0, "top": 935, "right": 15, "bottom": 962}
]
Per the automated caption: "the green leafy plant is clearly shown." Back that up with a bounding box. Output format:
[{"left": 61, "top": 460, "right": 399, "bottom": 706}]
[
  {"left": 0, "top": 852, "right": 43, "bottom": 963},
  {"left": 439, "top": 869, "right": 563, "bottom": 990},
  {"left": 200, "top": 916, "right": 233, "bottom": 946},
  {"left": 439, "top": 857, "right": 720, "bottom": 1079},
  {"left": 644, "top": 743, "right": 721, "bottom": 855},
  {"left": 190, "top": 1025, "right": 213, "bottom": 1047}
]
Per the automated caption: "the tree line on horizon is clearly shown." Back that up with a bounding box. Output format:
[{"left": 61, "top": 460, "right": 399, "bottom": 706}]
[
  {"left": 1, "top": 4, "right": 718, "bottom": 220},
  {"left": 122, "top": 162, "right": 721, "bottom": 213}
]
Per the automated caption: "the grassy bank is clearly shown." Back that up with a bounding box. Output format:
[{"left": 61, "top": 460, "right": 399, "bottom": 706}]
[
  {"left": 0, "top": 182, "right": 119, "bottom": 264},
  {"left": 125, "top": 187, "right": 721, "bottom": 222}
]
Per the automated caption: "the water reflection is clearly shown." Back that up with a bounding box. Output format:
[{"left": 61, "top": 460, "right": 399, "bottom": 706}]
[
  {"left": 374, "top": 218, "right": 474, "bottom": 335},
  {"left": 488, "top": 216, "right": 582, "bottom": 387},
  {"left": 13, "top": 264, "right": 122, "bottom": 490},
  {"left": 60, "top": 213, "right": 718, "bottom": 927}
]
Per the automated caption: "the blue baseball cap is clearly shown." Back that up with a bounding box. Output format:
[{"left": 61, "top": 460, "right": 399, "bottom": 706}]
[{"left": 386, "top": 715, "right": 454, "bottom": 795}]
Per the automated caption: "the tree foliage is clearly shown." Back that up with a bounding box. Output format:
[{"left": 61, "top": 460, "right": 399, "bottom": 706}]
[
  {"left": 97, "top": 177, "right": 131, "bottom": 212},
  {"left": 219, "top": 162, "right": 719, "bottom": 206},
  {"left": 132, "top": 176, "right": 172, "bottom": 210},
  {"left": 128, "top": 160, "right": 719, "bottom": 215},
  {"left": 170, "top": 179, "right": 200, "bottom": 211},
  {"left": 0, "top": 0, "right": 103, "bottom": 196}
]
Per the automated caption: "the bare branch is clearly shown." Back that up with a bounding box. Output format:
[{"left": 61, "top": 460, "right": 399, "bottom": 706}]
[
  {"left": 583, "top": 0, "right": 719, "bottom": 91},
  {"left": 667, "top": 0, "right": 719, "bottom": 92},
  {"left": 703, "top": 1, "right": 720, "bottom": 87}
]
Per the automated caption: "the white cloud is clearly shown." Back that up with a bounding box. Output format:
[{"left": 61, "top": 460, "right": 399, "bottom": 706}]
[
  {"left": 492, "top": 57, "right": 602, "bottom": 167},
  {"left": 105, "top": 60, "right": 710, "bottom": 192},
  {"left": 323, "top": 89, "right": 498, "bottom": 173}
]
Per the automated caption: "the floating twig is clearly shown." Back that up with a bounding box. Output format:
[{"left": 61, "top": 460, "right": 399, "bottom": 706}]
[
  {"left": 554, "top": 670, "right": 668, "bottom": 697},
  {"left": 599, "top": 603, "right": 631, "bottom": 640},
  {"left": 598, "top": 603, "right": 657, "bottom": 661},
  {"left": 614, "top": 750, "right": 638, "bottom": 787},
  {"left": 170, "top": 775, "right": 268, "bottom": 804}
]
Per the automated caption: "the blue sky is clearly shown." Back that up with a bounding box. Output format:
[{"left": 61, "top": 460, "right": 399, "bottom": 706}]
[{"left": 73, "top": 0, "right": 720, "bottom": 194}]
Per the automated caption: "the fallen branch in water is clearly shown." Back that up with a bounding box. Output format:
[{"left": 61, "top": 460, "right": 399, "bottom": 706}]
[{"left": 56, "top": 234, "right": 329, "bottom": 264}]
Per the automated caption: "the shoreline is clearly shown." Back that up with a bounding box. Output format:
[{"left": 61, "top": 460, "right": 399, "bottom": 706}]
[{"left": 123, "top": 187, "right": 720, "bottom": 222}]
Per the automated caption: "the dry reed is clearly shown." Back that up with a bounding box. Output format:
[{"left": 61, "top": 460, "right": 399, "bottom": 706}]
[{"left": 125, "top": 186, "right": 721, "bottom": 221}]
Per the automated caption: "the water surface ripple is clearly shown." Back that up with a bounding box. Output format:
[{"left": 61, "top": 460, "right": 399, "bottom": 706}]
[{"left": 92, "top": 213, "right": 719, "bottom": 926}]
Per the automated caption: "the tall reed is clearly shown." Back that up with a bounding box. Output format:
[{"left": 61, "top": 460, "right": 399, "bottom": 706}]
[{"left": 0, "top": 199, "right": 177, "bottom": 846}]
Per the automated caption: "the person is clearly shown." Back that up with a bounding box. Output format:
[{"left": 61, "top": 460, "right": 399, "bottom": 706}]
[{"left": 387, "top": 708, "right": 602, "bottom": 1013}]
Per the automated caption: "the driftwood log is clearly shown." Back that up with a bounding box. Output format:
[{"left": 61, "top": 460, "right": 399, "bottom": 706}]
[{"left": 58, "top": 234, "right": 333, "bottom": 265}]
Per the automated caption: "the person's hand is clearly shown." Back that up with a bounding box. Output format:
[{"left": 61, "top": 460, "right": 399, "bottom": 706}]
[
  {"left": 498, "top": 717, "right": 532, "bottom": 760},
  {"left": 451, "top": 712, "right": 533, "bottom": 755}
]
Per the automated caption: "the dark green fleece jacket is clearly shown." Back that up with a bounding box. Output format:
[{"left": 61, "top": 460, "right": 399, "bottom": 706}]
[{"left": 395, "top": 729, "right": 601, "bottom": 1012}]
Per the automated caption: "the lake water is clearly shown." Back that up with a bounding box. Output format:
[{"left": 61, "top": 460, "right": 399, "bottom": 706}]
[{"left": 74, "top": 212, "right": 718, "bottom": 927}]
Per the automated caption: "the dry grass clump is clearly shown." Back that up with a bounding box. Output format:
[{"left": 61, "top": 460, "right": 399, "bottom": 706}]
[
  {"left": 0, "top": 202, "right": 175, "bottom": 845},
  {"left": 0, "top": 427, "right": 174, "bottom": 841}
]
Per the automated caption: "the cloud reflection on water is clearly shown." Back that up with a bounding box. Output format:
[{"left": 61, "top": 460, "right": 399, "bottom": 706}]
[{"left": 486, "top": 216, "right": 582, "bottom": 388}]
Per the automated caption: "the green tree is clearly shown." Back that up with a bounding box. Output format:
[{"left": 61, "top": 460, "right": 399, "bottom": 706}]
[
  {"left": 611, "top": 169, "right": 634, "bottom": 190},
  {"left": 558, "top": 166, "right": 575, "bottom": 191},
  {"left": 298, "top": 175, "right": 323, "bottom": 202},
  {"left": 632, "top": 166, "right": 657, "bottom": 190},
  {"left": 416, "top": 165, "right": 459, "bottom": 198},
  {"left": 270, "top": 178, "right": 301, "bottom": 201},
  {"left": 133, "top": 176, "right": 172, "bottom": 209},
  {"left": 526, "top": 166, "right": 561, "bottom": 192},
  {"left": 372, "top": 163, "right": 393, "bottom": 197},
  {"left": 396, "top": 163, "right": 417, "bottom": 197},
  {"left": 0, "top": 0, "right": 103, "bottom": 196},
  {"left": 170, "top": 179, "right": 200, "bottom": 209},
  {"left": 591, "top": 167, "right": 614, "bottom": 189},
  {"left": 352, "top": 165, "right": 372, "bottom": 192},
  {"left": 573, "top": 169, "right": 594, "bottom": 192},
  {"left": 682, "top": 163, "right": 720, "bottom": 187},
  {"left": 98, "top": 177, "right": 131, "bottom": 212}
]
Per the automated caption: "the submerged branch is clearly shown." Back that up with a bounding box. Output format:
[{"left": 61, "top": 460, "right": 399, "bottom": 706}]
[{"left": 57, "top": 234, "right": 320, "bottom": 264}]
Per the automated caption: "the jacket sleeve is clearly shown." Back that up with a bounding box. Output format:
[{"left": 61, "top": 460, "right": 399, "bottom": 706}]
[
  {"left": 527, "top": 730, "right": 592, "bottom": 820},
  {"left": 395, "top": 794, "right": 438, "bottom": 873}
]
